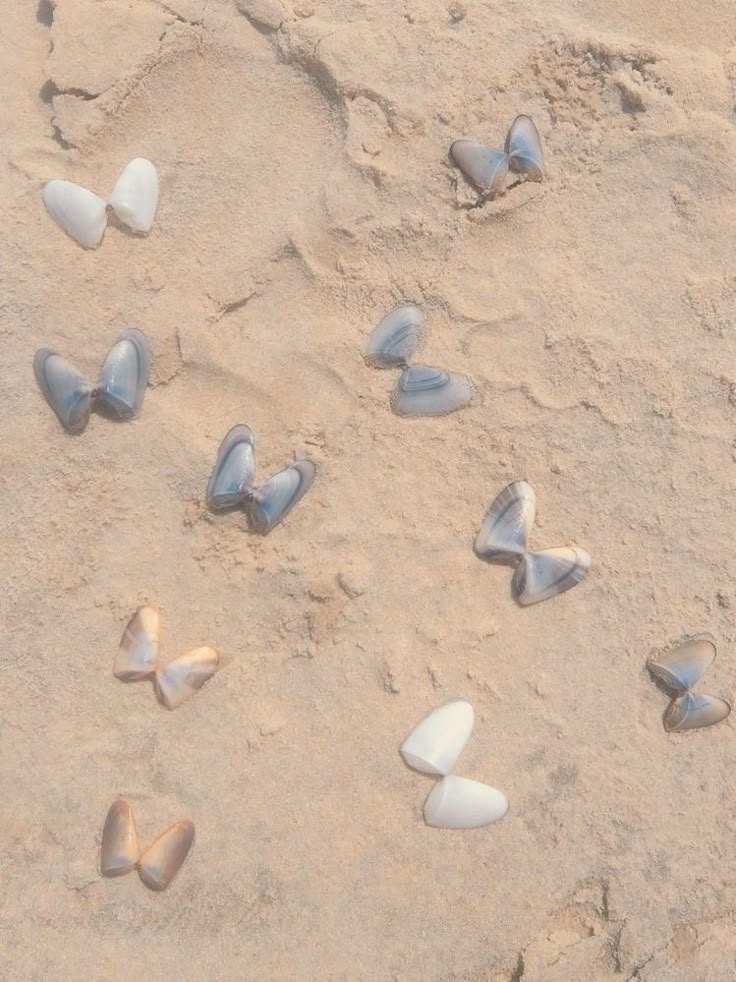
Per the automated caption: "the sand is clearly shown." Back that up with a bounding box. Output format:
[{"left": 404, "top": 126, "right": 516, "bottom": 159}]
[{"left": 1, "top": 0, "right": 735, "bottom": 978}]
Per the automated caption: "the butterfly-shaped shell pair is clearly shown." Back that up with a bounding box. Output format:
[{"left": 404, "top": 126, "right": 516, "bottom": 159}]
[
  {"left": 365, "top": 305, "right": 473, "bottom": 417},
  {"left": 474, "top": 481, "right": 591, "bottom": 606},
  {"left": 450, "top": 115, "right": 544, "bottom": 194},
  {"left": 648, "top": 639, "right": 731, "bottom": 733},
  {"left": 400, "top": 700, "right": 508, "bottom": 829},
  {"left": 206, "top": 425, "right": 316, "bottom": 534},
  {"left": 43, "top": 158, "right": 159, "bottom": 249},
  {"left": 100, "top": 799, "right": 194, "bottom": 891},
  {"left": 34, "top": 328, "right": 150, "bottom": 434},
  {"left": 114, "top": 606, "right": 220, "bottom": 711}
]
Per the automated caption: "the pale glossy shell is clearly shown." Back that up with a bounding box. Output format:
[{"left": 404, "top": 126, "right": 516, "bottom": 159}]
[
  {"left": 450, "top": 141, "right": 509, "bottom": 193},
  {"left": 138, "top": 819, "right": 195, "bottom": 891},
  {"left": 247, "top": 460, "right": 316, "bottom": 534},
  {"left": 155, "top": 645, "right": 219, "bottom": 711},
  {"left": 365, "top": 305, "right": 423, "bottom": 369},
  {"left": 512, "top": 547, "right": 591, "bottom": 606},
  {"left": 390, "top": 365, "right": 473, "bottom": 417},
  {"left": 424, "top": 775, "right": 509, "bottom": 829},
  {"left": 648, "top": 639, "right": 716, "bottom": 695},
  {"left": 206, "top": 425, "right": 256, "bottom": 510},
  {"left": 108, "top": 158, "right": 159, "bottom": 233},
  {"left": 400, "top": 699, "right": 474, "bottom": 776},
  {"left": 114, "top": 605, "right": 160, "bottom": 682},
  {"left": 33, "top": 348, "right": 93, "bottom": 434},
  {"left": 43, "top": 179, "right": 107, "bottom": 249},
  {"left": 100, "top": 799, "right": 139, "bottom": 878},
  {"left": 664, "top": 692, "right": 731, "bottom": 732},
  {"left": 96, "top": 328, "right": 150, "bottom": 419},
  {"left": 475, "top": 481, "right": 536, "bottom": 560},
  {"left": 504, "top": 115, "right": 544, "bottom": 182}
]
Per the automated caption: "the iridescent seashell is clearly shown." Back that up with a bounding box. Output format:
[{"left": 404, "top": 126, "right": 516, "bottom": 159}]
[
  {"left": 450, "top": 141, "right": 508, "bottom": 194},
  {"left": 95, "top": 329, "right": 150, "bottom": 419},
  {"left": 206, "top": 425, "right": 256, "bottom": 510},
  {"left": 365, "top": 305, "right": 424, "bottom": 369},
  {"left": 246, "top": 460, "right": 316, "bottom": 534},
  {"left": 108, "top": 158, "right": 159, "bottom": 234},
  {"left": 504, "top": 115, "right": 544, "bottom": 182},
  {"left": 390, "top": 365, "right": 473, "bottom": 417},
  {"left": 424, "top": 775, "right": 508, "bottom": 829},
  {"left": 42, "top": 179, "right": 108, "bottom": 249},
  {"left": 400, "top": 699, "right": 474, "bottom": 776},
  {"left": 114, "top": 605, "right": 160, "bottom": 682},
  {"left": 474, "top": 481, "right": 536, "bottom": 560},
  {"left": 648, "top": 639, "right": 717, "bottom": 695},
  {"left": 100, "top": 799, "right": 139, "bottom": 878},
  {"left": 33, "top": 348, "right": 93, "bottom": 434},
  {"left": 155, "top": 645, "right": 219, "bottom": 711},
  {"left": 663, "top": 692, "right": 731, "bottom": 733},
  {"left": 138, "top": 819, "right": 195, "bottom": 891},
  {"left": 512, "top": 547, "right": 591, "bottom": 606}
]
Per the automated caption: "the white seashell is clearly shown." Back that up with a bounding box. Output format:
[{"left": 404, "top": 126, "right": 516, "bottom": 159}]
[
  {"left": 424, "top": 775, "right": 508, "bottom": 829},
  {"left": 43, "top": 179, "right": 108, "bottom": 249},
  {"left": 154, "top": 645, "right": 219, "bottom": 710},
  {"left": 108, "top": 158, "right": 159, "bottom": 233},
  {"left": 400, "top": 699, "right": 474, "bottom": 775}
]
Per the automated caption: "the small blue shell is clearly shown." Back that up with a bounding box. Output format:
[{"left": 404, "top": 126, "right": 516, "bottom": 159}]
[
  {"left": 96, "top": 328, "right": 150, "bottom": 419},
  {"left": 206, "top": 425, "right": 256, "bottom": 510},
  {"left": 33, "top": 348, "right": 93, "bottom": 434},
  {"left": 390, "top": 365, "right": 473, "bottom": 417}
]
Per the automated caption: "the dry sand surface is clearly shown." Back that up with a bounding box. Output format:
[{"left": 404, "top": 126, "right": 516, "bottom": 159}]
[{"left": 1, "top": 0, "right": 736, "bottom": 978}]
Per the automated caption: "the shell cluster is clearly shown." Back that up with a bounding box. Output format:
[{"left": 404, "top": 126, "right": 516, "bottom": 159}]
[
  {"left": 474, "top": 481, "right": 591, "bottom": 606},
  {"left": 206, "top": 425, "right": 316, "bottom": 535},
  {"left": 43, "top": 158, "right": 159, "bottom": 249},
  {"left": 450, "top": 115, "right": 544, "bottom": 195},
  {"left": 648, "top": 639, "right": 731, "bottom": 732},
  {"left": 33, "top": 328, "right": 150, "bottom": 434},
  {"left": 115, "top": 606, "right": 220, "bottom": 711},
  {"left": 400, "top": 700, "right": 508, "bottom": 829},
  {"left": 365, "top": 304, "right": 473, "bottom": 417},
  {"left": 100, "top": 799, "right": 194, "bottom": 891}
]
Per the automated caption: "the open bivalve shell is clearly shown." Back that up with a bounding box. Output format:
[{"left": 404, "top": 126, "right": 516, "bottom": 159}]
[
  {"left": 648, "top": 639, "right": 717, "bottom": 696},
  {"left": 43, "top": 179, "right": 108, "bottom": 249},
  {"left": 206, "top": 425, "right": 256, "bottom": 510},
  {"left": 100, "top": 799, "right": 140, "bottom": 877},
  {"left": 390, "top": 365, "right": 473, "bottom": 417},
  {"left": 513, "top": 547, "right": 591, "bottom": 607},
  {"left": 114, "top": 605, "right": 160, "bottom": 681},
  {"left": 424, "top": 776, "right": 509, "bottom": 829},
  {"left": 504, "top": 115, "right": 545, "bottom": 182},
  {"left": 108, "top": 158, "right": 159, "bottom": 234},
  {"left": 246, "top": 460, "right": 316, "bottom": 534},
  {"left": 33, "top": 349, "right": 93, "bottom": 434},
  {"left": 138, "top": 820, "right": 195, "bottom": 891},
  {"left": 155, "top": 645, "right": 220, "bottom": 711},
  {"left": 450, "top": 141, "right": 509, "bottom": 194},
  {"left": 400, "top": 700, "right": 475, "bottom": 776},
  {"left": 475, "top": 481, "right": 536, "bottom": 560},
  {"left": 663, "top": 692, "right": 731, "bottom": 732},
  {"left": 365, "top": 304, "right": 423, "bottom": 369}
]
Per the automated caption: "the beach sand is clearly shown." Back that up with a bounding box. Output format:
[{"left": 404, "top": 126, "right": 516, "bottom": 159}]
[{"left": 1, "top": 0, "right": 735, "bottom": 978}]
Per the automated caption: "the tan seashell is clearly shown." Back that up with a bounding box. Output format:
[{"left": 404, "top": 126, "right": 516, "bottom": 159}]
[
  {"left": 114, "top": 605, "right": 160, "bottom": 681},
  {"left": 100, "top": 799, "right": 139, "bottom": 878},
  {"left": 138, "top": 820, "right": 195, "bottom": 891},
  {"left": 154, "top": 645, "right": 219, "bottom": 710},
  {"left": 664, "top": 692, "right": 731, "bottom": 732}
]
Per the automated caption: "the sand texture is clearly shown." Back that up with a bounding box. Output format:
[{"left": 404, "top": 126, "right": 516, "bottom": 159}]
[{"left": 1, "top": 0, "right": 736, "bottom": 978}]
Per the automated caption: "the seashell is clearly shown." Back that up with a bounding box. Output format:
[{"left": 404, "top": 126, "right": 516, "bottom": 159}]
[
  {"left": 663, "top": 692, "right": 731, "bottom": 733},
  {"left": 648, "top": 639, "right": 716, "bottom": 695},
  {"left": 154, "top": 645, "right": 219, "bottom": 710},
  {"left": 400, "top": 699, "right": 474, "bottom": 776},
  {"left": 138, "top": 819, "right": 195, "bottom": 891},
  {"left": 390, "top": 365, "right": 473, "bottom": 417},
  {"left": 512, "top": 547, "right": 591, "bottom": 606},
  {"left": 504, "top": 115, "right": 544, "bottom": 182},
  {"left": 365, "top": 305, "right": 424, "bottom": 369},
  {"left": 114, "top": 605, "right": 160, "bottom": 682},
  {"left": 95, "top": 328, "right": 151, "bottom": 419},
  {"left": 42, "top": 179, "right": 108, "bottom": 249},
  {"left": 108, "top": 158, "right": 159, "bottom": 234},
  {"left": 246, "top": 460, "right": 316, "bottom": 534},
  {"left": 206, "top": 425, "right": 256, "bottom": 510},
  {"left": 450, "top": 140, "right": 509, "bottom": 194},
  {"left": 33, "top": 348, "right": 93, "bottom": 434},
  {"left": 100, "top": 799, "right": 139, "bottom": 877},
  {"left": 475, "top": 481, "right": 536, "bottom": 560},
  {"left": 424, "top": 775, "right": 509, "bottom": 829}
]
